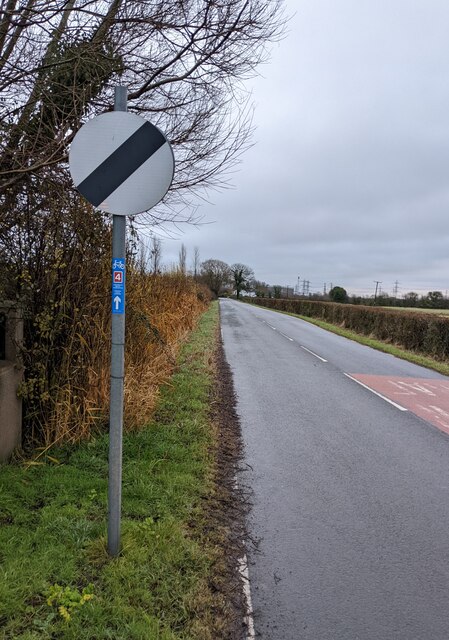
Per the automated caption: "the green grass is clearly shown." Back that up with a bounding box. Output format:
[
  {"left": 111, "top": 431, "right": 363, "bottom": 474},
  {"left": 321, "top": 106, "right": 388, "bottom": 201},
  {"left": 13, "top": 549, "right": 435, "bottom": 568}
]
[
  {"left": 260, "top": 307, "right": 449, "bottom": 377},
  {"left": 0, "top": 303, "right": 221, "bottom": 640}
]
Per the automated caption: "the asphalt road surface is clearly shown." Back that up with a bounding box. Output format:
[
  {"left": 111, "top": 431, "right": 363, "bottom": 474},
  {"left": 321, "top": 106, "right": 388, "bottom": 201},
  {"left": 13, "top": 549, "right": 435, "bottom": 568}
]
[{"left": 220, "top": 299, "right": 449, "bottom": 640}]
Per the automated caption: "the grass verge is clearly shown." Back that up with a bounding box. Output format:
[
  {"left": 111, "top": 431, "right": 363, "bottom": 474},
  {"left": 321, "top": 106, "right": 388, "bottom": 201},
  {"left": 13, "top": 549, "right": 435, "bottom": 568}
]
[
  {"left": 259, "top": 306, "right": 449, "bottom": 377},
  {"left": 0, "top": 301, "right": 238, "bottom": 640}
]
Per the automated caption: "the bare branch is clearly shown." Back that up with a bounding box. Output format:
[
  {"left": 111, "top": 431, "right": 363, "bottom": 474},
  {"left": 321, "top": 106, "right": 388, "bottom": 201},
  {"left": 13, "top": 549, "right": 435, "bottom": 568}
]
[{"left": 0, "top": 0, "right": 286, "bottom": 215}]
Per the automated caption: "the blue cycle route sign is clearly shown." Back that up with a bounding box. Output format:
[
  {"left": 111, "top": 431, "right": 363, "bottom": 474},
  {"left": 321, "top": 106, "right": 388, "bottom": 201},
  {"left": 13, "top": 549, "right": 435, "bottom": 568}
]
[{"left": 111, "top": 258, "right": 125, "bottom": 314}]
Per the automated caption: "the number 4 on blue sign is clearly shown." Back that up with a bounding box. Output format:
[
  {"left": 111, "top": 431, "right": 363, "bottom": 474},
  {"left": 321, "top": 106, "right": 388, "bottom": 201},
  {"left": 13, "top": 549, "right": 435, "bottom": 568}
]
[{"left": 111, "top": 257, "right": 125, "bottom": 314}]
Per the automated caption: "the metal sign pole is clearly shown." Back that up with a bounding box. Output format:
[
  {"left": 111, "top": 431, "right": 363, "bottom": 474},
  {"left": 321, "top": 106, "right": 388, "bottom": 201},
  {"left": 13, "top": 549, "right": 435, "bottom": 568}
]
[
  {"left": 69, "top": 85, "right": 174, "bottom": 555},
  {"left": 108, "top": 85, "right": 127, "bottom": 556}
]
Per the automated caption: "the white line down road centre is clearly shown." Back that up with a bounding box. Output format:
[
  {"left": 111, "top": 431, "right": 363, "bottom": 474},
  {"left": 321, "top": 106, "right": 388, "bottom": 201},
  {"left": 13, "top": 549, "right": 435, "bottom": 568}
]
[{"left": 69, "top": 111, "right": 174, "bottom": 216}]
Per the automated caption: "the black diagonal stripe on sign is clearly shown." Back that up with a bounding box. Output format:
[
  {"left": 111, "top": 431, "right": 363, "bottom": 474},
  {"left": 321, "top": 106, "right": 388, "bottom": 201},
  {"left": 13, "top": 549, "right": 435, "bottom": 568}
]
[{"left": 77, "top": 121, "right": 166, "bottom": 207}]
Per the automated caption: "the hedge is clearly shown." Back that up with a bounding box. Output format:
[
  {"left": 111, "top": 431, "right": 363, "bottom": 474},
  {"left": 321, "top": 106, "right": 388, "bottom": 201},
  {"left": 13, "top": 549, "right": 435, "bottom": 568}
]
[{"left": 246, "top": 298, "right": 449, "bottom": 360}]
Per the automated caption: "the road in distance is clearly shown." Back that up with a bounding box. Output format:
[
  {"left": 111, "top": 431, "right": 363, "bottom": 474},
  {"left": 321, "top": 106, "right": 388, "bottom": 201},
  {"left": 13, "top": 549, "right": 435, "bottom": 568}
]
[{"left": 220, "top": 299, "right": 449, "bottom": 640}]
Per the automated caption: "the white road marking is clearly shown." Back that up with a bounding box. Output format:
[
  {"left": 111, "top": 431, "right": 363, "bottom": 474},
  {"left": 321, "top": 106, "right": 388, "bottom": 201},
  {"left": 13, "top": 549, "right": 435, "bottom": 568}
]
[
  {"left": 344, "top": 374, "right": 408, "bottom": 411},
  {"left": 260, "top": 318, "right": 324, "bottom": 351},
  {"left": 261, "top": 318, "right": 325, "bottom": 351},
  {"left": 418, "top": 404, "right": 449, "bottom": 428},
  {"left": 234, "top": 476, "right": 256, "bottom": 639},
  {"left": 259, "top": 319, "right": 273, "bottom": 328},
  {"left": 389, "top": 380, "right": 438, "bottom": 397},
  {"left": 239, "top": 554, "right": 256, "bottom": 640},
  {"left": 300, "top": 346, "right": 328, "bottom": 362},
  {"left": 259, "top": 318, "right": 292, "bottom": 340}
]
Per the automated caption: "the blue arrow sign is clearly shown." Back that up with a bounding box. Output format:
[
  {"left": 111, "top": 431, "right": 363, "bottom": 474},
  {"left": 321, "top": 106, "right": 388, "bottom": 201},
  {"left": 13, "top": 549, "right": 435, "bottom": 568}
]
[{"left": 111, "top": 258, "right": 125, "bottom": 314}]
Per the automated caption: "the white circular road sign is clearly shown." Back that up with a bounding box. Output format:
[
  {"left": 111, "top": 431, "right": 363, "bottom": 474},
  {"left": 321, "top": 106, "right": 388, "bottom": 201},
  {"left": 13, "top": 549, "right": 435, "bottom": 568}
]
[{"left": 69, "top": 111, "right": 174, "bottom": 216}]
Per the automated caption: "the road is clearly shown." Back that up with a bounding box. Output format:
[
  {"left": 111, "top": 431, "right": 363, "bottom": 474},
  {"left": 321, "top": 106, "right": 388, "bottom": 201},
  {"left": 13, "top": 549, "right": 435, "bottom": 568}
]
[{"left": 220, "top": 299, "right": 449, "bottom": 640}]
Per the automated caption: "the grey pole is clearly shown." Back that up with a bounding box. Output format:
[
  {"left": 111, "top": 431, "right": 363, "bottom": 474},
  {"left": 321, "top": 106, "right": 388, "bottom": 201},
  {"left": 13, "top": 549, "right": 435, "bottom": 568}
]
[{"left": 108, "top": 85, "right": 127, "bottom": 556}]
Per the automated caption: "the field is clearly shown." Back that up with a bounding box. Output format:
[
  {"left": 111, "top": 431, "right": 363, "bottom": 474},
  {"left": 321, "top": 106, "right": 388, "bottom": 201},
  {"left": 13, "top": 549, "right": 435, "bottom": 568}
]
[{"left": 383, "top": 306, "right": 449, "bottom": 316}]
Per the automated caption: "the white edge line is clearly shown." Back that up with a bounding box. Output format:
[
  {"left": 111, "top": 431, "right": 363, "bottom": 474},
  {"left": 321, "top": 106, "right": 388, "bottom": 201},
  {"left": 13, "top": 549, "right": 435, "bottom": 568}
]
[
  {"left": 234, "top": 476, "right": 255, "bottom": 639},
  {"left": 344, "top": 373, "right": 408, "bottom": 411},
  {"left": 238, "top": 554, "right": 256, "bottom": 640},
  {"left": 301, "top": 345, "right": 328, "bottom": 362}
]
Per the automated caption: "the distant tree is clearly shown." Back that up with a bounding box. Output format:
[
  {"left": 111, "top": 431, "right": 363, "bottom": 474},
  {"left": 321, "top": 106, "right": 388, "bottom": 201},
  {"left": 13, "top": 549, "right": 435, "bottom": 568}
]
[
  {"left": 273, "top": 285, "right": 282, "bottom": 299},
  {"left": 231, "top": 263, "right": 254, "bottom": 298},
  {"left": 192, "top": 247, "right": 201, "bottom": 281},
  {"left": 329, "top": 286, "right": 348, "bottom": 303},
  {"left": 425, "top": 291, "right": 444, "bottom": 309},
  {"left": 403, "top": 292, "right": 419, "bottom": 307},
  {"left": 137, "top": 239, "right": 151, "bottom": 275},
  {"left": 375, "top": 293, "right": 395, "bottom": 307},
  {"left": 150, "top": 236, "right": 162, "bottom": 275},
  {"left": 178, "top": 244, "right": 187, "bottom": 275},
  {"left": 200, "top": 259, "right": 232, "bottom": 297},
  {"left": 253, "top": 280, "right": 269, "bottom": 297}
]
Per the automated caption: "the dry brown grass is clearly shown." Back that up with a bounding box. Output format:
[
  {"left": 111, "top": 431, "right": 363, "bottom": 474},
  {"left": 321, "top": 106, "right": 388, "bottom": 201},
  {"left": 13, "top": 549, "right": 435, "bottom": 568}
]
[
  {"left": 124, "top": 271, "right": 210, "bottom": 430},
  {"left": 40, "top": 270, "right": 210, "bottom": 447}
]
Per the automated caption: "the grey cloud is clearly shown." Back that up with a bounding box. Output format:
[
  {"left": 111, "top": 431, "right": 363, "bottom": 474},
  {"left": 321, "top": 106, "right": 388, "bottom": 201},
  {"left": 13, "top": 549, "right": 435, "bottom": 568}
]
[{"left": 161, "top": 0, "right": 449, "bottom": 296}]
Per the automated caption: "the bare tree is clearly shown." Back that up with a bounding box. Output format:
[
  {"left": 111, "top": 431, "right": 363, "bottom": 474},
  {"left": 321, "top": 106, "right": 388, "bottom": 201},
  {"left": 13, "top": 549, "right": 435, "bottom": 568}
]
[
  {"left": 150, "top": 236, "right": 162, "bottom": 274},
  {"left": 192, "top": 246, "right": 201, "bottom": 280},
  {"left": 0, "top": 0, "right": 285, "bottom": 222},
  {"left": 231, "top": 263, "right": 254, "bottom": 298},
  {"left": 200, "top": 258, "right": 231, "bottom": 297},
  {"left": 178, "top": 243, "right": 187, "bottom": 275},
  {"left": 253, "top": 279, "right": 269, "bottom": 297}
]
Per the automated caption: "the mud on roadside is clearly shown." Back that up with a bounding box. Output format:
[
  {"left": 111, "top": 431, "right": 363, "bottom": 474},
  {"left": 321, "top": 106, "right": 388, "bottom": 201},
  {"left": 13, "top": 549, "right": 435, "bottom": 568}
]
[{"left": 193, "top": 329, "right": 251, "bottom": 639}]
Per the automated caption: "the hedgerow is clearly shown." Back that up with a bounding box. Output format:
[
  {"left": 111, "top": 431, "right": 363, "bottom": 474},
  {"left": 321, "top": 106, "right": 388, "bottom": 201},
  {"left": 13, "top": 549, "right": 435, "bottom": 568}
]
[{"left": 247, "top": 298, "right": 449, "bottom": 360}]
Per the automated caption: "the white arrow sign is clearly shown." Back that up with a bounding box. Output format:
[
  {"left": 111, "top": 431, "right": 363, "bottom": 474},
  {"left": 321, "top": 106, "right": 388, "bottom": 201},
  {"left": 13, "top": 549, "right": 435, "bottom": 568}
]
[{"left": 114, "top": 296, "right": 121, "bottom": 310}]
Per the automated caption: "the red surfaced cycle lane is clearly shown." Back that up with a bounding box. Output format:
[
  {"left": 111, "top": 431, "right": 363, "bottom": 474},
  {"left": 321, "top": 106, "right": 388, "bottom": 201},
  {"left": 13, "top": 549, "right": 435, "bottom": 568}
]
[{"left": 351, "top": 374, "right": 449, "bottom": 436}]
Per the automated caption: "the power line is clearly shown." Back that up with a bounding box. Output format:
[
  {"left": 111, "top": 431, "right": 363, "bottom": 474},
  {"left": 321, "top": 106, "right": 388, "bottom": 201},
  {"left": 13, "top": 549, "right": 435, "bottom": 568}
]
[
  {"left": 393, "top": 280, "right": 399, "bottom": 298},
  {"left": 373, "top": 280, "right": 382, "bottom": 302}
]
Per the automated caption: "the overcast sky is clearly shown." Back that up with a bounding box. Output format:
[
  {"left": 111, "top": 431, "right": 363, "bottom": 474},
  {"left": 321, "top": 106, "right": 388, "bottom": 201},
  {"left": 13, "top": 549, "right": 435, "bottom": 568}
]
[{"left": 160, "top": 0, "right": 449, "bottom": 297}]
